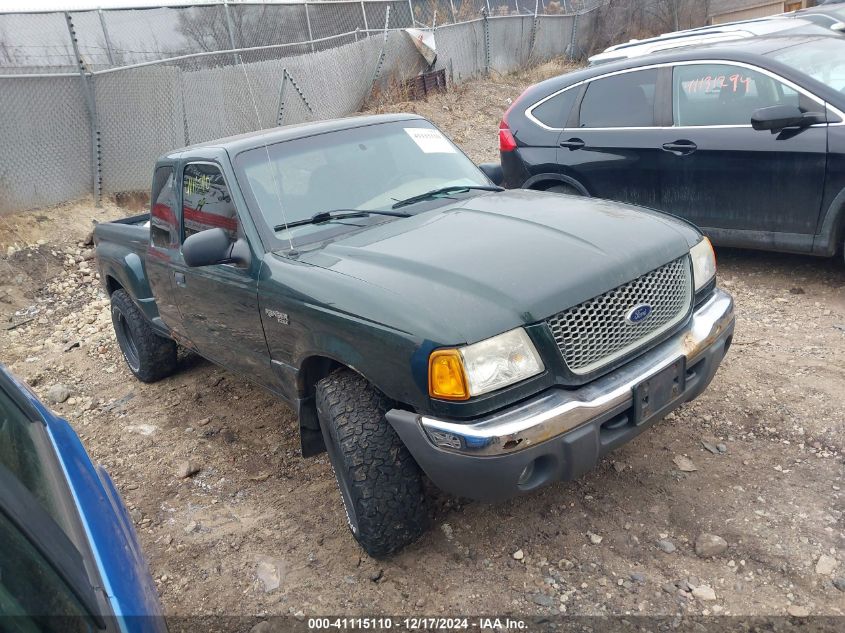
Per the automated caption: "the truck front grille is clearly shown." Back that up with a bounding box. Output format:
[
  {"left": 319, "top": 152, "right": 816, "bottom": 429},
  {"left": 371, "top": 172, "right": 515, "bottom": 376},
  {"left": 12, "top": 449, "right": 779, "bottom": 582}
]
[{"left": 546, "top": 256, "right": 693, "bottom": 375}]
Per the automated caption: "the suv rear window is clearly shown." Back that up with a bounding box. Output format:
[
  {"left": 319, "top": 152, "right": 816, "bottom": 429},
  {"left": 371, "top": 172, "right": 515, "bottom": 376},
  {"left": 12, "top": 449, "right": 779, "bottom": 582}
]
[
  {"left": 579, "top": 68, "right": 658, "bottom": 128},
  {"left": 531, "top": 88, "right": 579, "bottom": 128}
]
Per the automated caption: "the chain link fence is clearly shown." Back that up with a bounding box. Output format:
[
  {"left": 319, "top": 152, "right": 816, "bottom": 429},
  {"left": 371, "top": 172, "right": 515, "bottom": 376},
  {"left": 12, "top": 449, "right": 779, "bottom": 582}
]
[{"left": 0, "top": 1, "right": 600, "bottom": 214}]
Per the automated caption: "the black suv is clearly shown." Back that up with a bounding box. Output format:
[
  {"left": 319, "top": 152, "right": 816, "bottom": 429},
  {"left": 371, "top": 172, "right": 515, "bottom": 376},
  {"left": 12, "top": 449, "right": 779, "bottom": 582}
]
[{"left": 499, "top": 35, "right": 845, "bottom": 257}]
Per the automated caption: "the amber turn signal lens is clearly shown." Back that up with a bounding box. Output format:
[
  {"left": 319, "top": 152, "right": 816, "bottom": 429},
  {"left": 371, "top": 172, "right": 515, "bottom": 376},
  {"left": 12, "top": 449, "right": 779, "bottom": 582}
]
[{"left": 428, "top": 349, "right": 469, "bottom": 401}]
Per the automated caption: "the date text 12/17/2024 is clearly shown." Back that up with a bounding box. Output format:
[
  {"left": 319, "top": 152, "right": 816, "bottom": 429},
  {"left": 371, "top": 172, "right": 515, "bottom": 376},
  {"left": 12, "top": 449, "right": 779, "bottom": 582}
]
[{"left": 307, "top": 618, "right": 528, "bottom": 630}]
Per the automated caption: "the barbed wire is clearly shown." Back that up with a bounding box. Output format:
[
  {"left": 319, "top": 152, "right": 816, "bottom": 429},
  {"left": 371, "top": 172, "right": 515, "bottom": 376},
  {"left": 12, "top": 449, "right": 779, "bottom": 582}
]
[{"left": 0, "top": 0, "right": 603, "bottom": 73}]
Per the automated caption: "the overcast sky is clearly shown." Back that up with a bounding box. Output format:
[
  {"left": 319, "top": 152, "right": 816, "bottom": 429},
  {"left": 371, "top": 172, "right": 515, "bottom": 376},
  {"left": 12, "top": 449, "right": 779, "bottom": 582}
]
[
  {"left": 0, "top": 0, "right": 207, "bottom": 11},
  {"left": 0, "top": 0, "right": 304, "bottom": 13}
]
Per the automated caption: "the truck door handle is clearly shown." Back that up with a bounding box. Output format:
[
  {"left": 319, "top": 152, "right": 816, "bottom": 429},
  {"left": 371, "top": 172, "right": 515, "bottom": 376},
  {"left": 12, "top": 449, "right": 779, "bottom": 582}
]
[
  {"left": 174, "top": 272, "right": 186, "bottom": 287},
  {"left": 559, "top": 138, "right": 585, "bottom": 150},
  {"left": 662, "top": 140, "right": 697, "bottom": 155}
]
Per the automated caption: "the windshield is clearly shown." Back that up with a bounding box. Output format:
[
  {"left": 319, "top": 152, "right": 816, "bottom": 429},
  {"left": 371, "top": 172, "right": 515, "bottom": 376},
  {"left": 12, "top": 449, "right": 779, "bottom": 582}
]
[
  {"left": 234, "top": 120, "right": 489, "bottom": 246},
  {"left": 767, "top": 37, "right": 845, "bottom": 93}
]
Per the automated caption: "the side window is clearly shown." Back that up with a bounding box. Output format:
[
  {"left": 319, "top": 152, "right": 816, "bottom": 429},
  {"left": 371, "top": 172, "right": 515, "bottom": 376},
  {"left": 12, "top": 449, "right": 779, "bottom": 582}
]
[
  {"left": 673, "top": 63, "right": 819, "bottom": 127},
  {"left": 150, "top": 166, "right": 176, "bottom": 249},
  {"left": 182, "top": 163, "right": 239, "bottom": 243},
  {"left": 531, "top": 88, "right": 579, "bottom": 128},
  {"left": 579, "top": 68, "right": 658, "bottom": 128},
  {"left": 0, "top": 511, "right": 95, "bottom": 631},
  {"left": 0, "top": 387, "right": 68, "bottom": 534}
]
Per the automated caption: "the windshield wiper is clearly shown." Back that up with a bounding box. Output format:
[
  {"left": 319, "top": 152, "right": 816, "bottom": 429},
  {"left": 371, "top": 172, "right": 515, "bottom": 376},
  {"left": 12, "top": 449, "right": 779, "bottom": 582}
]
[
  {"left": 391, "top": 185, "right": 503, "bottom": 209},
  {"left": 274, "top": 208, "right": 410, "bottom": 232}
]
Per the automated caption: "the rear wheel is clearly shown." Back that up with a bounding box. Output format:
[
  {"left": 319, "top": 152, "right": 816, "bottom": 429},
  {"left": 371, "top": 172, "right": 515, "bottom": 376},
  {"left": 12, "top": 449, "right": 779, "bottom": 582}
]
[
  {"left": 110, "top": 289, "right": 177, "bottom": 383},
  {"left": 546, "top": 183, "right": 583, "bottom": 196},
  {"left": 316, "top": 369, "right": 429, "bottom": 558}
]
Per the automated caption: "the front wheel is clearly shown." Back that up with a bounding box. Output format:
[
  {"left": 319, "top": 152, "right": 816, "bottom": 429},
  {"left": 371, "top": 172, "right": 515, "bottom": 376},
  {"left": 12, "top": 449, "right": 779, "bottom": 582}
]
[
  {"left": 316, "top": 369, "right": 429, "bottom": 558},
  {"left": 546, "top": 183, "right": 583, "bottom": 196},
  {"left": 110, "top": 289, "right": 177, "bottom": 383}
]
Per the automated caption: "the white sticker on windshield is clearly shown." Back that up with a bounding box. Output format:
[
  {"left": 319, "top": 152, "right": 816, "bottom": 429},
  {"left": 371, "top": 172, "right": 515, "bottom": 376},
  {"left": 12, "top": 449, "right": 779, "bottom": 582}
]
[{"left": 404, "top": 127, "right": 457, "bottom": 154}]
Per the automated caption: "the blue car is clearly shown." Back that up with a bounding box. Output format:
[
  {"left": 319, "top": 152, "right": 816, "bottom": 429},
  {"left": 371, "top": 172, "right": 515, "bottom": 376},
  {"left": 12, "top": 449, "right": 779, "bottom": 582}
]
[{"left": 0, "top": 364, "right": 166, "bottom": 632}]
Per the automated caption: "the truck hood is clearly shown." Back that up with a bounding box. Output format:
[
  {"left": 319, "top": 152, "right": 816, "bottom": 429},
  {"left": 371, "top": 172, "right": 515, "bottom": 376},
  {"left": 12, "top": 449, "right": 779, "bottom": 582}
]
[{"left": 294, "top": 189, "right": 699, "bottom": 344}]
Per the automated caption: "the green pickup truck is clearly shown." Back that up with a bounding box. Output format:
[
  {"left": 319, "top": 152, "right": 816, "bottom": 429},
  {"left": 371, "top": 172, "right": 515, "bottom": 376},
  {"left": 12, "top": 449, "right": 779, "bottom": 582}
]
[{"left": 94, "top": 114, "right": 735, "bottom": 557}]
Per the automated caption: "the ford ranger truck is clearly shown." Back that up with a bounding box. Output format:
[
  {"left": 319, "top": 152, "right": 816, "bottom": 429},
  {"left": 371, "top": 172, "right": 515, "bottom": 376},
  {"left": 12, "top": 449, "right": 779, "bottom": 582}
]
[{"left": 94, "top": 114, "right": 735, "bottom": 557}]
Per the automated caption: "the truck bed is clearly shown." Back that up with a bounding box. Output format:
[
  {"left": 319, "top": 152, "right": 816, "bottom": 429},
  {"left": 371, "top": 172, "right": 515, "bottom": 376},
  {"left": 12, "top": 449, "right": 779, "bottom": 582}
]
[{"left": 94, "top": 213, "right": 150, "bottom": 252}]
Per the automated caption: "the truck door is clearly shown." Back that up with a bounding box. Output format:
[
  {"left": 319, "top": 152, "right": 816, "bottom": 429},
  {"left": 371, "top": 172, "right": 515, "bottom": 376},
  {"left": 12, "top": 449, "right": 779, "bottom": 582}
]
[{"left": 174, "top": 161, "right": 278, "bottom": 391}]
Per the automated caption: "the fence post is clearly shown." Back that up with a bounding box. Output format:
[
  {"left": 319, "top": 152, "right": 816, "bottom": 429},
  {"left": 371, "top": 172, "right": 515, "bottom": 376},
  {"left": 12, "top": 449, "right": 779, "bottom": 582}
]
[
  {"left": 568, "top": 8, "right": 579, "bottom": 61},
  {"left": 276, "top": 72, "right": 288, "bottom": 127},
  {"left": 276, "top": 69, "right": 314, "bottom": 127},
  {"left": 64, "top": 11, "right": 101, "bottom": 208},
  {"left": 305, "top": 2, "right": 316, "bottom": 52},
  {"left": 179, "top": 80, "right": 190, "bottom": 146},
  {"left": 449, "top": 0, "right": 457, "bottom": 23},
  {"left": 222, "top": 0, "right": 239, "bottom": 64},
  {"left": 482, "top": 7, "right": 490, "bottom": 76},
  {"left": 361, "top": 1, "right": 369, "bottom": 31},
  {"left": 407, "top": 0, "right": 414, "bottom": 27},
  {"left": 528, "top": 0, "right": 539, "bottom": 63},
  {"left": 369, "top": 6, "right": 391, "bottom": 96},
  {"left": 97, "top": 9, "right": 115, "bottom": 66}
]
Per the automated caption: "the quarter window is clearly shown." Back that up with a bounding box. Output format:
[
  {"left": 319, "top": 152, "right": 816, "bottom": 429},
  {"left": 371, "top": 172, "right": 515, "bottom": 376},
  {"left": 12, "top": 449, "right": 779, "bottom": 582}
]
[
  {"left": 578, "top": 69, "right": 658, "bottom": 128},
  {"left": 673, "top": 63, "right": 817, "bottom": 126},
  {"left": 182, "top": 163, "right": 239, "bottom": 242},
  {"left": 531, "top": 88, "right": 579, "bottom": 128},
  {"left": 150, "top": 166, "right": 177, "bottom": 249}
]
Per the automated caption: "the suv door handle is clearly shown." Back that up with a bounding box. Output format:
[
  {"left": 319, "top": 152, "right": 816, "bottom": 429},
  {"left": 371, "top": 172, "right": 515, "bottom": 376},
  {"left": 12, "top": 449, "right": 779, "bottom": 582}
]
[
  {"left": 559, "top": 138, "right": 585, "bottom": 150},
  {"left": 174, "top": 272, "right": 186, "bottom": 287},
  {"left": 662, "top": 140, "right": 697, "bottom": 155}
]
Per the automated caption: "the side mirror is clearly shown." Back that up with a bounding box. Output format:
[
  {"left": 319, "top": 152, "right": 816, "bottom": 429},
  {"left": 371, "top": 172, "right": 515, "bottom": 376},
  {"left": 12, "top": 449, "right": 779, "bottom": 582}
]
[
  {"left": 751, "top": 105, "right": 823, "bottom": 132},
  {"left": 182, "top": 228, "right": 251, "bottom": 268},
  {"left": 478, "top": 162, "right": 504, "bottom": 186}
]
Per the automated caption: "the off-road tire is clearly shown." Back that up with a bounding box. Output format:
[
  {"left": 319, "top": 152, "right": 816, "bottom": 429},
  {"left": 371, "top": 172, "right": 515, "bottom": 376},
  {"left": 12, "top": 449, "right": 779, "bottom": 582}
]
[
  {"left": 316, "top": 369, "right": 429, "bottom": 558},
  {"left": 547, "top": 183, "right": 583, "bottom": 196},
  {"left": 110, "top": 289, "right": 177, "bottom": 383}
]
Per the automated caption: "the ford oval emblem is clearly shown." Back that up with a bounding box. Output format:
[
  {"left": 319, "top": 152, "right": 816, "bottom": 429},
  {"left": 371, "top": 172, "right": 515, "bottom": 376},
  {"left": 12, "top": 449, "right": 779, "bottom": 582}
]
[{"left": 626, "top": 304, "right": 653, "bottom": 324}]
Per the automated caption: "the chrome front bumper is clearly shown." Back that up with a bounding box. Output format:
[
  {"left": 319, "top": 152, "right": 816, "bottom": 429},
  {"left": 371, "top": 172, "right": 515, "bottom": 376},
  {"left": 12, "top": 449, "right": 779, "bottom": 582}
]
[{"left": 417, "top": 288, "right": 734, "bottom": 457}]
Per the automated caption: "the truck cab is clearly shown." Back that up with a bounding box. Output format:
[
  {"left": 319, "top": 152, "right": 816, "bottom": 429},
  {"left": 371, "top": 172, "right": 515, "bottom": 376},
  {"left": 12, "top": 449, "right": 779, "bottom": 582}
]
[{"left": 95, "top": 114, "right": 735, "bottom": 557}]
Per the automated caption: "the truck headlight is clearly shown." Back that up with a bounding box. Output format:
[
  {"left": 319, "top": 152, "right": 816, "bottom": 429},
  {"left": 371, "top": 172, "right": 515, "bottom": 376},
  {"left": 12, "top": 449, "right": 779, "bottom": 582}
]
[
  {"left": 690, "top": 237, "right": 716, "bottom": 292},
  {"left": 429, "top": 328, "right": 544, "bottom": 401}
]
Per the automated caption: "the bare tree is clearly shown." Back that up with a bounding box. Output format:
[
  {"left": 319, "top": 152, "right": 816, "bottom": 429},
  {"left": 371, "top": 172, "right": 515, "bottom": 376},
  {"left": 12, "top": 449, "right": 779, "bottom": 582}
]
[
  {"left": 584, "top": 0, "right": 708, "bottom": 54},
  {"left": 176, "top": 5, "right": 233, "bottom": 53},
  {"left": 0, "top": 25, "right": 12, "bottom": 65},
  {"left": 175, "top": 3, "right": 313, "bottom": 53}
]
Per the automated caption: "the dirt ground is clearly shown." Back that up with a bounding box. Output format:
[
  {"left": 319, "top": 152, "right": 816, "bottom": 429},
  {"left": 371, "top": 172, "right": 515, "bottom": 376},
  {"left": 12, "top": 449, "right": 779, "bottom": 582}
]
[{"left": 1, "top": 60, "right": 843, "bottom": 620}]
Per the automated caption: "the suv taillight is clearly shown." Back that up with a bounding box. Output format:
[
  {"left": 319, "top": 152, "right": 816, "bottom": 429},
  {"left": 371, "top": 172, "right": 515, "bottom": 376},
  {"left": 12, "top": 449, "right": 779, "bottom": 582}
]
[
  {"left": 498, "top": 120, "right": 517, "bottom": 153},
  {"left": 499, "top": 90, "right": 527, "bottom": 153}
]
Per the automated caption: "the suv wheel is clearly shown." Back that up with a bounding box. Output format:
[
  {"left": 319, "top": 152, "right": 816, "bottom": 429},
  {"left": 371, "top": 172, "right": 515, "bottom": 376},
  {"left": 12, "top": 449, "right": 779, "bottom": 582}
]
[
  {"left": 547, "top": 183, "right": 582, "bottom": 196},
  {"left": 316, "top": 369, "right": 429, "bottom": 557},
  {"left": 110, "top": 289, "right": 178, "bottom": 383}
]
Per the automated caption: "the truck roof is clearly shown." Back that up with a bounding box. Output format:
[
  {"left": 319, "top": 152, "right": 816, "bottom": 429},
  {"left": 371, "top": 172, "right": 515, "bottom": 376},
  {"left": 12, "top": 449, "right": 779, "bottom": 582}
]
[{"left": 164, "top": 113, "right": 425, "bottom": 160}]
